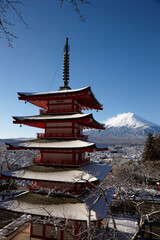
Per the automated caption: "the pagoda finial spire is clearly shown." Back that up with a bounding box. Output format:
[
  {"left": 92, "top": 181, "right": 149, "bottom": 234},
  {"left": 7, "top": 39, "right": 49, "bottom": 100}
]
[{"left": 59, "top": 37, "right": 71, "bottom": 90}]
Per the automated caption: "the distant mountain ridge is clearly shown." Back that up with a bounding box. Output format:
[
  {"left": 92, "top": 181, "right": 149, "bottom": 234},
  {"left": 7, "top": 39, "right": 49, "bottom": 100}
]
[
  {"left": 87, "top": 113, "right": 160, "bottom": 145},
  {"left": 0, "top": 138, "right": 31, "bottom": 144}
]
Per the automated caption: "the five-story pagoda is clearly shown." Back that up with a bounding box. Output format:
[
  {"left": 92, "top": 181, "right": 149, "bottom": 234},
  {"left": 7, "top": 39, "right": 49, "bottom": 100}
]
[{"left": 0, "top": 38, "right": 112, "bottom": 240}]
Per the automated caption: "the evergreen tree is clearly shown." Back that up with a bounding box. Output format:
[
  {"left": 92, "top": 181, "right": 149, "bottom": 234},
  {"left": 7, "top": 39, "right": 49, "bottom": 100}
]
[
  {"left": 142, "top": 133, "right": 156, "bottom": 162},
  {"left": 154, "top": 134, "right": 160, "bottom": 159}
]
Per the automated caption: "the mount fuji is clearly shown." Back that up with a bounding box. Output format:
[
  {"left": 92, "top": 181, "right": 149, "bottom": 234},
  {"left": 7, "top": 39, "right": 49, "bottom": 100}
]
[{"left": 87, "top": 113, "right": 160, "bottom": 145}]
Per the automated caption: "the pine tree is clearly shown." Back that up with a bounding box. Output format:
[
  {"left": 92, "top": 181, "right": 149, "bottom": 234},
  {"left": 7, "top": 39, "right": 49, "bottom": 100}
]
[
  {"left": 142, "top": 133, "right": 156, "bottom": 162},
  {"left": 154, "top": 134, "right": 160, "bottom": 159}
]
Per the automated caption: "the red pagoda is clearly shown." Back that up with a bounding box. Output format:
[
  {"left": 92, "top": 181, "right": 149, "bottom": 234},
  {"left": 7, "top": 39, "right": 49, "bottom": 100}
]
[{"left": 0, "top": 38, "right": 112, "bottom": 240}]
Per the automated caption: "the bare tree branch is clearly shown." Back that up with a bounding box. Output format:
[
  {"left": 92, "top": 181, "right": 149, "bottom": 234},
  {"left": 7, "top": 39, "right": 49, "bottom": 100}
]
[
  {"left": 59, "top": 0, "right": 90, "bottom": 22},
  {"left": 0, "top": 0, "right": 28, "bottom": 47}
]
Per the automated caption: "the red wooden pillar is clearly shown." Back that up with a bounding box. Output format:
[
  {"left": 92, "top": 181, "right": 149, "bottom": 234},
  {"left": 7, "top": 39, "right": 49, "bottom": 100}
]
[
  {"left": 72, "top": 99, "right": 74, "bottom": 112},
  {"left": 73, "top": 150, "right": 75, "bottom": 165},
  {"left": 72, "top": 122, "right": 75, "bottom": 137}
]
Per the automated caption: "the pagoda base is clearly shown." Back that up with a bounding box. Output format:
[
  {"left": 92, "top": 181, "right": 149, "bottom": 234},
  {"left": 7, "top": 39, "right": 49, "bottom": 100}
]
[{"left": 30, "top": 218, "right": 101, "bottom": 240}]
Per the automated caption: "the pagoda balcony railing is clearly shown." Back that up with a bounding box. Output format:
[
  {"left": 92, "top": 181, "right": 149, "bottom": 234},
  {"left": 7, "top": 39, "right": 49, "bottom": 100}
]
[
  {"left": 37, "top": 133, "right": 88, "bottom": 139},
  {"left": 33, "top": 157, "right": 90, "bottom": 165}
]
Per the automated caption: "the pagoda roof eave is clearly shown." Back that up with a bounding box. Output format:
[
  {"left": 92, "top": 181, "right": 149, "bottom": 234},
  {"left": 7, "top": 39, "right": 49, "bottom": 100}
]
[
  {"left": 18, "top": 86, "right": 103, "bottom": 110},
  {"left": 13, "top": 113, "right": 92, "bottom": 121},
  {"left": 6, "top": 139, "right": 108, "bottom": 152},
  {"left": 6, "top": 139, "right": 96, "bottom": 150},
  {"left": 0, "top": 162, "right": 112, "bottom": 183},
  {"left": 0, "top": 188, "right": 114, "bottom": 220},
  {"left": 18, "top": 86, "right": 90, "bottom": 98},
  {"left": 12, "top": 113, "right": 105, "bottom": 130}
]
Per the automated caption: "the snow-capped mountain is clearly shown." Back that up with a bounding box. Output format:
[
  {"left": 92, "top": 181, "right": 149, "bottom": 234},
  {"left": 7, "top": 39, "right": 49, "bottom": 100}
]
[
  {"left": 104, "top": 113, "right": 158, "bottom": 129},
  {"left": 87, "top": 113, "right": 160, "bottom": 145}
]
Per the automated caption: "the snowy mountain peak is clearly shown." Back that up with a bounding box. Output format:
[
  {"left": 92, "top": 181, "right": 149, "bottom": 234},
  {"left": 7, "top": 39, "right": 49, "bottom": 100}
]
[
  {"left": 104, "top": 112, "right": 159, "bottom": 129},
  {"left": 88, "top": 112, "right": 160, "bottom": 144}
]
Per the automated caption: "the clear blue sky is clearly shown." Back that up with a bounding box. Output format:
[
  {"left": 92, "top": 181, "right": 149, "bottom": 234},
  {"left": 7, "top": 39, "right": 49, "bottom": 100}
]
[{"left": 1, "top": 0, "right": 160, "bottom": 138}]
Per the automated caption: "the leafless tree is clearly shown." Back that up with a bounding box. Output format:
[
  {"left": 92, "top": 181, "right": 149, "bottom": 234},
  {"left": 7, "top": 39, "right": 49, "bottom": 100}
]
[
  {"left": 0, "top": 0, "right": 89, "bottom": 47},
  {"left": 0, "top": 0, "right": 28, "bottom": 47},
  {"left": 60, "top": 0, "right": 90, "bottom": 22},
  {"left": 104, "top": 155, "right": 160, "bottom": 240}
]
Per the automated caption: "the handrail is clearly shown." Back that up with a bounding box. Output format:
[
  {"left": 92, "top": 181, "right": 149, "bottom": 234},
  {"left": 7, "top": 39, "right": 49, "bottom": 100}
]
[{"left": 37, "top": 133, "right": 88, "bottom": 139}]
